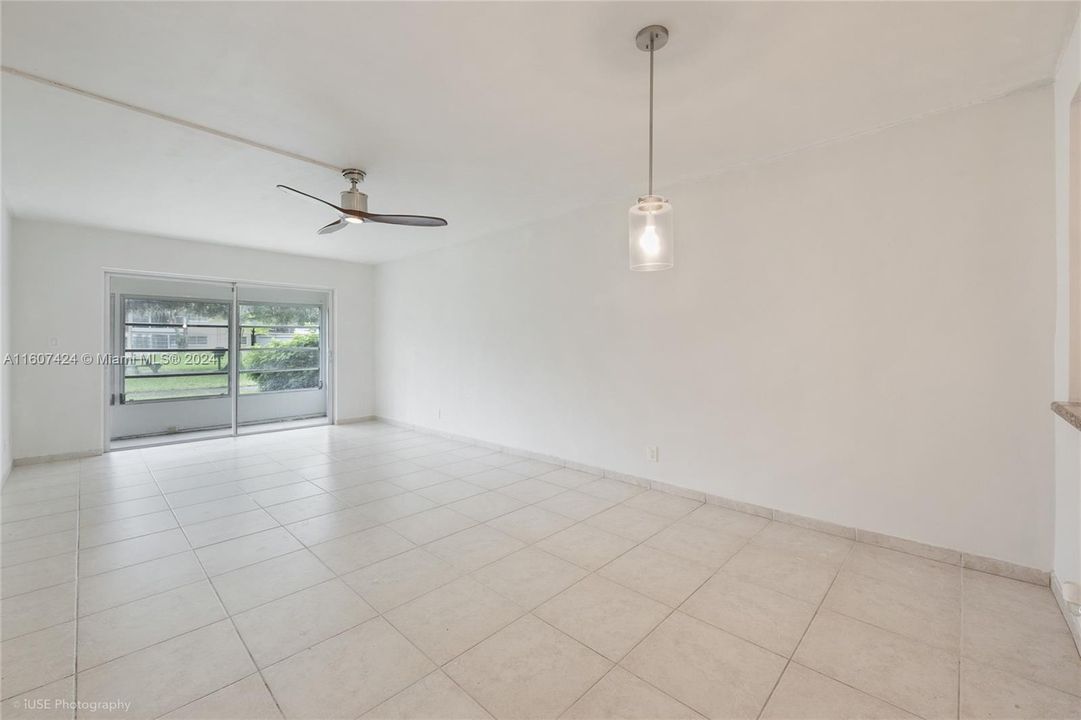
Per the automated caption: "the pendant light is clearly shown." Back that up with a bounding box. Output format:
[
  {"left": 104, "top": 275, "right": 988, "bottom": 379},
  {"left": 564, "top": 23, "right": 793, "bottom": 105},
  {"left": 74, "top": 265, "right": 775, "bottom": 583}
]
[{"left": 629, "top": 24, "right": 674, "bottom": 272}]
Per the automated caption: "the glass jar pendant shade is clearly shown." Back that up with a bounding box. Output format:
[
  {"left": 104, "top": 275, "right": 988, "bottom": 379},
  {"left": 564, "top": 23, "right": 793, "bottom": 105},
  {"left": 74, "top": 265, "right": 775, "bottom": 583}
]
[
  {"left": 629, "top": 24, "right": 674, "bottom": 272},
  {"left": 629, "top": 195, "right": 674, "bottom": 271}
]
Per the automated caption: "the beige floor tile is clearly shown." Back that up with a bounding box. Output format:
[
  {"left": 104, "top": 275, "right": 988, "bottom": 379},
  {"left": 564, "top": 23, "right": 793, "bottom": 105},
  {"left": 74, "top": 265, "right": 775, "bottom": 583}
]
[
  {"left": 962, "top": 570, "right": 1081, "bottom": 696},
  {"left": 3, "top": 530, "right": 78, "bottom": 569},
  {"left": 843, "top": 543, "right": 961, "bottom": 597},
  {"left": 760, "top": 663, "right": 918, "bottom": 719},
  {"left": 78, "top": 496, "right": 169, "bottom": 527},
  {"left": 472, "top": 547, "right": 588, "bottom": 610},
  {"left": 2, "top": 512, "right": 78, "bottom": 543},
  {"left": 76, "top": 620, "right": 254, "bottom": 720},
  {"left": 474, "top": 453, "right": 528, "bottom": 469},
  {"left": 263, "top": 492, "right": 348, "bottom": 525},
  {"left": 78, "top": 511, "right": 178, "bottom": 549},
  {"left": 751, "top": 523, "right": 852, "bottom": 566},
  {"left": 4, "top": 675, "right": 75, "bottom": 720},
  {"left": 498, "top": 478, "right": 566, "bottom": 504},
  {"left": 250, "top": 482, "right": 324, "bottom": 507},
  {"left": 622, "top": 490, "right": 702, "bottom": 519},
  {"left": 439, "top": 458, "right": 496, "bottom": 478},
  {"left": 793, "top": 610, "right": 959, "bottom": 719},
  {"left": 448, "top": 491, "right": 526, "bottom": 522},
  {"left": 681, "top": 571, "right": 817, "bottom": 657},
  {"left": 78, "top": 551, "right": 204, "bottom": 616},
  {"left": 445, "top": 615, "right": 610, "bottom": 720},
  {"left": 621, "top": 612, "right": 786, "bottom": 720},
  {"left": 183, "top": 508, "right": 278, "bottom": 548},
  {"left": 78, "top": 580, "right": 225, "bottom": 669},
  {"left": 164, "top": 482, "right": 247, "bottom": 510},
  {"left": 211, "top": 549, "right": 334, "bottom": 614},
  {"left": 598, "top": 545, "right": 712, "bottom": 608},
  {"left": 534, "top": 490, "right": 617, "bottom": 521},
  {"left": 161, "top": 673, "right": 283, "bottom": 719},
  {"left": 358, "top": 493, "right": 439, "bottom": 523},
  {"left": 360, "top": 670, "right": 493, "bottom": 720},
  {"left": 196, "top": 527, "right": 303, "bottom": 576},
  {"left": 415, "top": 479, "right": 487, "bottom": 505},
  {"left": 722, "top": 543, "right": 840, "bottom": 603},
  {"left": 1, "top": 582, "right": 76, "bottom": 641},
  {"left": 3, "top": 496, "right": 78, "bottom": 524},
  {"left": 577, "top": 478, "right": 645, "bottom": 502},
  {"left": 537, "top": 468, "right": 599, "bottom": 489},
  {"left": 330, "top": 479, "right": 407, "bottom": 504},
  {"left": 385, "top": 576, "right": 524, "bottom": 664},
  {"left": 285, "top": 507, "right": 379, "bottom": 546},
  {"left": 172, "top": 495, "right": 260, "bottom": 526},
  {"left": 234, "top": 578, "right": 376, "bottom": 667},
  {"left": 824, "top": 568, "right": 960, "bottom": 652},
  {"left": 960, "top": 658, "right": 1081, "bottom": 719},
  {"left": 502, "top": 459, "right": 561, "bottom": 478},
  {"left": 425, "top": 525, "right": 525, "bottom": 572},
  {"left": 466, "top": 468, "right": 528, "bottom": 491},
  {"left": 585, "top": 505, "right": 672, "bottom": 542},
  {"left": 389, "top": 507, "right": 478, "bottom": 545},
  {"left": 310, "top": 525, "right": 415, "bottom": 575},
  {"left": 644, "top": 522, "right": 748, "bottom": 568},
  {"left": 563, "top": 666, "right": 704, "bottom": 720},
  {"left": 535, "top": 575, "right": 669, "bottom": 662},
  {"left": 344, "top": 548, "right": 461, "bottom": 613},
  {"left": 0, "top": 622, "right": 74, "bottom": 699},
  {"left": 83, "top": 483, "right": 162, "bottom": 509},
  {"left": 2, "top": 553, "right": 77, "bottom": 599},
  {"left": 262, "top": 617, "right": 434, "bottom": 719},
  {"left": 537, "top": 523, "right": 636, "bottom": 571},
  {"left": 236, "top": 470, "right": 309, "bottom": 494},
  {"left": 391, "top": 469, "right": 455, "bottom": 491},
  {"left": 485, "top": 505, "right": 575, "bottom": 543},
  {"left": 78, "top": 528, "right": 188, "bottom": 576}
]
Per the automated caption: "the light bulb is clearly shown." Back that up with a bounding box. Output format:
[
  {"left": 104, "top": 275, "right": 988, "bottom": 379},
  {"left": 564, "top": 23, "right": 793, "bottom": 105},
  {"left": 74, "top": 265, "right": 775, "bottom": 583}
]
[
  {"left": 638, "top": 224, "right": 661, "bottom": 257},
  {"left": 344, "top": 216, "right": 363, "bottom": 224}
]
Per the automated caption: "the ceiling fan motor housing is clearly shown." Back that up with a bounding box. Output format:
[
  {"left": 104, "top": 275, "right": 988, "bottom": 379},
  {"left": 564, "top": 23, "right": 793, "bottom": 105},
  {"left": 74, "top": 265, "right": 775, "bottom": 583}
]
[{"left": 340, "top": 189, "right": 368, "bottom": 213}]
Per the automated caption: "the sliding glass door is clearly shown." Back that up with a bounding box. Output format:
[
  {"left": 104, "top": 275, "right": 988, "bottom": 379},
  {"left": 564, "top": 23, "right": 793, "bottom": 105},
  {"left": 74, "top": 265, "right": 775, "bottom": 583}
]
[
  {"left": 107, "top": 274, "right": 331, "bottom": 448},
  {"left": 109, "top": 276, "right": 235, "bottom": 443},
  {"left": 236, "top": 285, "right": 328, "bottom": 431}
]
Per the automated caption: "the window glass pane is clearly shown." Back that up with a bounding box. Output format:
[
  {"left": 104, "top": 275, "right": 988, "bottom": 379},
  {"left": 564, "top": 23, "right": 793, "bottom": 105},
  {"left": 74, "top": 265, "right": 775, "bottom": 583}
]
[
  {"left": 125, "top": 325, "right": 230, "bottom": 350},
  {"left": 240, "top": 369, "right": 319, "bottom": 394},
  {"left": 123, "top": 351, "right": 230, "bottom": 378},
  {"left": 124, "top": 299, "right": 229, "bottom": 325},
  {"left": 124, "top": 375, "right": 228, "bottom": 402},
  {"left": 238, "top": 302, "right": 321, "bottom": 394}
]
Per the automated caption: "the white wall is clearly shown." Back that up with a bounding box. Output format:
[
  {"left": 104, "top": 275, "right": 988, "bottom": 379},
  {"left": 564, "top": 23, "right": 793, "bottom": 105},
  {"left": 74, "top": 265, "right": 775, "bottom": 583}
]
[
  {"left": 1, "top": 198, "right": 12, "bottom": 480},
  {"left": 1054, "top": 14, "right": 1081, "bottom": 588},
  {"left": 376, "top": 86, "right": 1057, "bottom": 570},
  {"left": 10, "top": 219, "right": 375, "bottom": 460}
]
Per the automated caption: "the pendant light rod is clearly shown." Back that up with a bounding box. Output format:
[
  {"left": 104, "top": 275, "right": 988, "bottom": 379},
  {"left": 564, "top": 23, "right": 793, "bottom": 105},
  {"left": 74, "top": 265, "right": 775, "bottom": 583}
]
[
  {"left": 649, "top": 43, "right": 654, "bottom": 196},
  {"left": 636, "top": 25, "right": 668, "bottom": 197}
]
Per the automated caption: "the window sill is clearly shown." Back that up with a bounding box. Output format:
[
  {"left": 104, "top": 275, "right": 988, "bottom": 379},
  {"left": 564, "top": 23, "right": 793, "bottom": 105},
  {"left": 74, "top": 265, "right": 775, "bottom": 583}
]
[{"left": 1052, "top": 402, "right": 1081, "bottom": 432}]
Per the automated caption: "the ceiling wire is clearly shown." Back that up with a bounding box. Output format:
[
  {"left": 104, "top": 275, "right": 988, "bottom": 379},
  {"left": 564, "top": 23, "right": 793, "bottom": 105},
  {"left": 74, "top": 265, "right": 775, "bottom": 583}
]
[{"left": 1, "top": 65, "right": 343, "bottom": 173}]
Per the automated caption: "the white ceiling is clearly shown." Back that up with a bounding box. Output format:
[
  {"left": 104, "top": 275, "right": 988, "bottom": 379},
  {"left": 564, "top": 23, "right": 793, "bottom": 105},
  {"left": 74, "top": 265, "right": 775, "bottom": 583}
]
[{"left": 2, "top": 2, "right": 1077, "bottom": 264}]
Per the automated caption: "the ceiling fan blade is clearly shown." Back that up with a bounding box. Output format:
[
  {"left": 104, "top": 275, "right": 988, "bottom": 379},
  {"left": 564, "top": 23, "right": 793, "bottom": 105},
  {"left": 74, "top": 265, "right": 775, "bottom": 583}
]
[
  {"left": 277, "top": 185, "right": 345, "bottom": 213},
  {"left": 317, "top": 219, "right": 350, "bottom": 235},
  {"left": 359, "top": 212, "right": 448, "bottom": 227}
]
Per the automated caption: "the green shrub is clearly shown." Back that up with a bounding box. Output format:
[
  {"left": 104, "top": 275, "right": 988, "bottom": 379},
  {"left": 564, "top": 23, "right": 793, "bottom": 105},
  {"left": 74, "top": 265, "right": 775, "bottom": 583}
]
[{"left": 244, "top": 333, "right": 320, "bottom": 391}]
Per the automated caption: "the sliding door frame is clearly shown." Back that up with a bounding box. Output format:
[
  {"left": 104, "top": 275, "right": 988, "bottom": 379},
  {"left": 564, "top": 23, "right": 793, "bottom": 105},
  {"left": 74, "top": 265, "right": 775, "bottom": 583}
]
[{"left": 102, "top": 268, "right": 336, "bottom": 452}]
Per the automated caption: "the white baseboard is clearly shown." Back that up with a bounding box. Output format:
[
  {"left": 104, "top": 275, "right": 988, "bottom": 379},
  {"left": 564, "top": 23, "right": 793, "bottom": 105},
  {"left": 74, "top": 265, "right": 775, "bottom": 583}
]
[
  {"left": 336, "top": 415, "right": 377, "bottom": 425},
  {"left": 1052, "top": 573, "right": 1081, "bottom": 657},
  {"left": 375, "top": 415, "right": 1050, "bottom": 588},
  {"left": 13, "top": 448, "right": 102, "bottom": 466}
]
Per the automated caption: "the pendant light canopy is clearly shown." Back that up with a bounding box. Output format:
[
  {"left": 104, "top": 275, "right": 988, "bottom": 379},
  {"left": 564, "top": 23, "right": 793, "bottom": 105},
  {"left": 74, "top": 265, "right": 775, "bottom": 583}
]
[{"left": 629, "top": 24, "right": 674, "bottom": 272}]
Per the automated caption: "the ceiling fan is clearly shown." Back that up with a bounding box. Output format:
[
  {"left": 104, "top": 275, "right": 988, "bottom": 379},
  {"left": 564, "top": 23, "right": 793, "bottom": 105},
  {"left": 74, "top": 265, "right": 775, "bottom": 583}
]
[{"left": 278, "top": 169, "right": 447, "bottom": 234}]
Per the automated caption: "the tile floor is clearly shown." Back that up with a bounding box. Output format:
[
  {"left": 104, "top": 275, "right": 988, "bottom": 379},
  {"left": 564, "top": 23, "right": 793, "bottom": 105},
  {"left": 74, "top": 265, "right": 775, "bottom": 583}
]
[{"left": 2, "top": 422, "right": 1079, "bottom": 719}]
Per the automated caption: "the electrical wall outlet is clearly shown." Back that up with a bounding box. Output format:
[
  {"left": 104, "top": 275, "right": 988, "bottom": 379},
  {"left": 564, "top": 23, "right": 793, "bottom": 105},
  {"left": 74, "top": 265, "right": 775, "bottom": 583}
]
[{"left": 646, "top": 445, "right": 659, "bottom": 462}]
